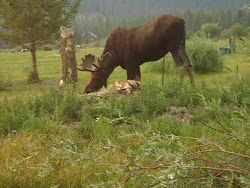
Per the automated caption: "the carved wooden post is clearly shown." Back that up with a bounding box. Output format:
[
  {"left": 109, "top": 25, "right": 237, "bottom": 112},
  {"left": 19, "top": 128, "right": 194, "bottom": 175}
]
[{"left": 59, "top": 26, "right": 78, "bottom": 91}]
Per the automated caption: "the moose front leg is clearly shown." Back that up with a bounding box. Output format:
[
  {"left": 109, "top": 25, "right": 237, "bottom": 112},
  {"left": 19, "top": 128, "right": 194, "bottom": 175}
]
[{"left": 127, "top": 66, "right": 141, "bottom": 81}]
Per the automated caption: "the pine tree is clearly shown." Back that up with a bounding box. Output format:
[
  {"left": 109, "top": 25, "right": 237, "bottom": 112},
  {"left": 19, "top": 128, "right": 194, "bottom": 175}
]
[
  {"left": 0, "top": 0, "right": 81, "bottom": 82},
  {"left": 225, "top": 10, "right": 233, "bottom": 29},
  {"left": 234, "top": 9, "right": 245, "bottom": 25},
  {"left": 218, "top": 8, "right": 226, "bottom": 28}
]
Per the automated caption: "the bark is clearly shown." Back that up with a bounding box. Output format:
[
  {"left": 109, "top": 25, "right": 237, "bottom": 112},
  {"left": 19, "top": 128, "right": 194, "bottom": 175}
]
[
  {"left": 30, "top": 43, "right": 40, "bottom": 81},
  {"left": 59, "top": 26, "right": 78, "bottom": 90}
]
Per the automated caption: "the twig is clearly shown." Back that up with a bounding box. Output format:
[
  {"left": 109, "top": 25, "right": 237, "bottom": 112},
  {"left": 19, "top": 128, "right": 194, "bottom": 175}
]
[
  {"left": 123, "top": 135, "right": 226, "bottom": 151},
  {"left": 229, "top": 169, "right": 235, "bottom": 188},
  {"left": 71, "top": 141, "right": 139, "bottom": 167},
  {"left": 185, "top": 150, "right": 250, "bottom": 161},
  {"left": 173, "top": 135, "right": 226, "bottom": 151},
  {"left": 215, "top": 177, "right": 243, "bottom": 188},
  {"left": 182, "top": 178, "right": 207, "bottom": 187},
  {"left": 185, "top": 166, "right": 246, "bottom": 174},
  {"left": 222, "top": 133, "right": 249, "bottom": 143},
  {"left": 120, "top": 168, "right": 144, "bottom": 185},
  {"left": 215, "top": 120, "right": 232, "bottom": 134},
  {"left": 198, "top": 120, "right": 231, "bottom": 135},
  {"left": 214, "top": 156, "right": 240, "bottom": 181},
  {"left": 196, "top": 158, "right": 249, "bottom": 174}
]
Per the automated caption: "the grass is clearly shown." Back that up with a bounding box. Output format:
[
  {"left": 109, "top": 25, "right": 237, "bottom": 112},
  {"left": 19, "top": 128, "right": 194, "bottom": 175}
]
[
  {"left": 0, "top": 39, "right": 249, "bottom": 99},
  {"left": 0, "top": 40, "right": 249, "bottom": 187}
]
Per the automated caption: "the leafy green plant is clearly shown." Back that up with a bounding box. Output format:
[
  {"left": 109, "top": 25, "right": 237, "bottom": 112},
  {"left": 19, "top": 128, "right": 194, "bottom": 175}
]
[
  {"left": 230, "top": 24, "right": 247, "bottom": 37},
  {"left": 199, "top": 23, "right": 222, "bottom": 38},
  {"left": 187, "top": 36, "right": 224, "bottom": 74}
]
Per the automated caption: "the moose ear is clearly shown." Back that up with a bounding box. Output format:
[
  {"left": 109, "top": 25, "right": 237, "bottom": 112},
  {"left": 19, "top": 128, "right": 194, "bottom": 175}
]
[{"left": 97, "top": 52, "right": 112, "bottom": 67}]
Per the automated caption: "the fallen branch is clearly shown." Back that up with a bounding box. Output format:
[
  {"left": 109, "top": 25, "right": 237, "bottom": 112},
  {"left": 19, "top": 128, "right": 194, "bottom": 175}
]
[{"left": 185, "top": 150, "right": 250, "bottom": 161}]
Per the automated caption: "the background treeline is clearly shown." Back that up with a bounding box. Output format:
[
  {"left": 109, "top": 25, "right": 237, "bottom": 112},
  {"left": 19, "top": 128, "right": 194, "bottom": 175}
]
[
  {"left": 73, "top": 0, "right": 250, "bottom": 44},
  {"left": 73, "top": 8, "right": 250, "bottom": 44},
  {"left": 1, "top": 0, "right": 250, "bottom": 47},
  {"left": 78, "top": 0, "right": 248, "bottom": 16}
]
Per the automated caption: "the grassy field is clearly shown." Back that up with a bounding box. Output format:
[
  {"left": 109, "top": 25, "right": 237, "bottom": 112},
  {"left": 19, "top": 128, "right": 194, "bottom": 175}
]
[
  {"left": 0, "top": 40, "right": 249, "bottom": 99},
  {"left": 0, "top": 40, "right": 249, "bottom": 187}
]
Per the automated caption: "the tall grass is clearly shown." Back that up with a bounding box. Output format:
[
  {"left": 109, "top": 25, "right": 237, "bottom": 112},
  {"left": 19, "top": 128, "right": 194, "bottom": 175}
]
[{"left": 0, "top": 86, "right": 82, "bottom": 134}]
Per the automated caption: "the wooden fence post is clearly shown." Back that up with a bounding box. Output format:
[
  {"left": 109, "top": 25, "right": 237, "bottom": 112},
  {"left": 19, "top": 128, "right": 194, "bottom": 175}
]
[
  {"left": 232, "top": 37, "right": 236, "bottom": 53},
  {"left": 229, "top": 37, "right": 236, "bottom": 54},
  {"left": 229, "top": 37, "right": 232, "bottom": 54},
  {"left": 59, "top": 26, "right": 78, "bottom": 91}
]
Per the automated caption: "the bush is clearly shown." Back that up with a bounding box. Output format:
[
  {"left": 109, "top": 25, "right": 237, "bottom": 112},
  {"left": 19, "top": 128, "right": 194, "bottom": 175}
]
[
  {"left": 199, "top": 23, "right": 221, "bottom": 38},
  {"left": 220, "top": 29, "right": 231, "bottom": 39},
  {"left": 144, "top": 36, "right": 223, "bottom": 75},
  {"left": 230, "top": 24, "right": 246, "bottom": 37},
  {"left": 187, "top": 36, "right": 224, "bottom": 74}
]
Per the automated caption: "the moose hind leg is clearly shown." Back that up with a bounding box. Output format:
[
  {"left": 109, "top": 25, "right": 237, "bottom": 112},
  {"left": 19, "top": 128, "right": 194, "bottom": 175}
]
[
  {"left": 171, "top": 51, "right": 186, "bottom": 86},
  {"left": 181, "top": 44, "right": 195, "bottom": 86}
]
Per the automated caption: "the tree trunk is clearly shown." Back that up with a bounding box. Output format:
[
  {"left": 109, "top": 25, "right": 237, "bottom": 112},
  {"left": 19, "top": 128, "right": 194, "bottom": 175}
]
[
  {"left": 59, "top": 26, "right": 78, "bottom": 91},
  {"left": 30, "top": 43, "right": 40, "bottom": 82}
]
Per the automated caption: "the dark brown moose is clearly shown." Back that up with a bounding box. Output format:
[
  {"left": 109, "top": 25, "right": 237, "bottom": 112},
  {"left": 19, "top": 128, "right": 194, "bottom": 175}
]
[{"left": 78, "top": 15, "right": 195, "bottom": 93}]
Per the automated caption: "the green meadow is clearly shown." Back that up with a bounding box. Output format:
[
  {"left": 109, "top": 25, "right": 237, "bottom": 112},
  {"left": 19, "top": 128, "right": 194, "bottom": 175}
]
[
  {"left": 0, "top": 40, "right": 249, "bottom": 187},
  {"left": 0, "top": 43, "right": 249, "bottom": 98}
]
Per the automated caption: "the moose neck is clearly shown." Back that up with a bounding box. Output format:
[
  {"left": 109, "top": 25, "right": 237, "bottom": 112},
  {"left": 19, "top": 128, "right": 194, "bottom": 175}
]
[{"left": 99, "top": 55, "right": 117, "bottom": 82}]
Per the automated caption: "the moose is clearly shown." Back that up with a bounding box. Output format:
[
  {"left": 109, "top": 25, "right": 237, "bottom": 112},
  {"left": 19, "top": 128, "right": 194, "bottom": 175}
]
[{"left": 78, "top": 15, "right": 195, "bottom": 93}]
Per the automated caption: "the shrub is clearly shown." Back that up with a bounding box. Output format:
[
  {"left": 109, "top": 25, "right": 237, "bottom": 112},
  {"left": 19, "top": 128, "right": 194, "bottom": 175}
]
[
  {"left": 230, "top": 24, "right": 246, "bottom": 37},
  {"left": 199, "top": 23, "right": 221, "bottom": 38},
  {"left": 144, "top": 36, "right": 223, "bottom": 75},
  {"left": 220, "top": 29, "right": 231, "bottom": 39},
  {"left": 187, "top": 36, "right": 224, "bottom": 74}
]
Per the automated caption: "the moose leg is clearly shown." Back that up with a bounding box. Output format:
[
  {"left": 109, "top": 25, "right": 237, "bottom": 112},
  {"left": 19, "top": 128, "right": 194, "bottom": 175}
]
[
  {"left": 180, "top": 44, "right": 195, "bottom": 86},
  {"left": 135, "top": 67, "right": 141, "bottom": 81},
  {"left": 127, "top": 66, "right": 141, "bottom": 81},
  {"left": 171, "top": 51, "right": 186, "bottom": 86}
]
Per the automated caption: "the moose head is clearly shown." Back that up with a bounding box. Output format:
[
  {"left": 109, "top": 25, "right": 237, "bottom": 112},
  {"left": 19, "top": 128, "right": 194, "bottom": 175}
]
[{"left": 77, "top": 52, "right": 112, "bottom": 93}]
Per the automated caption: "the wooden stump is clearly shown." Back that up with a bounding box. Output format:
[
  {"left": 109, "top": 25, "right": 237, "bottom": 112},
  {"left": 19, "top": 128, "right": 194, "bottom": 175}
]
[{"left": 59, "top": 26, "right": 78, "bottom": 91}]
